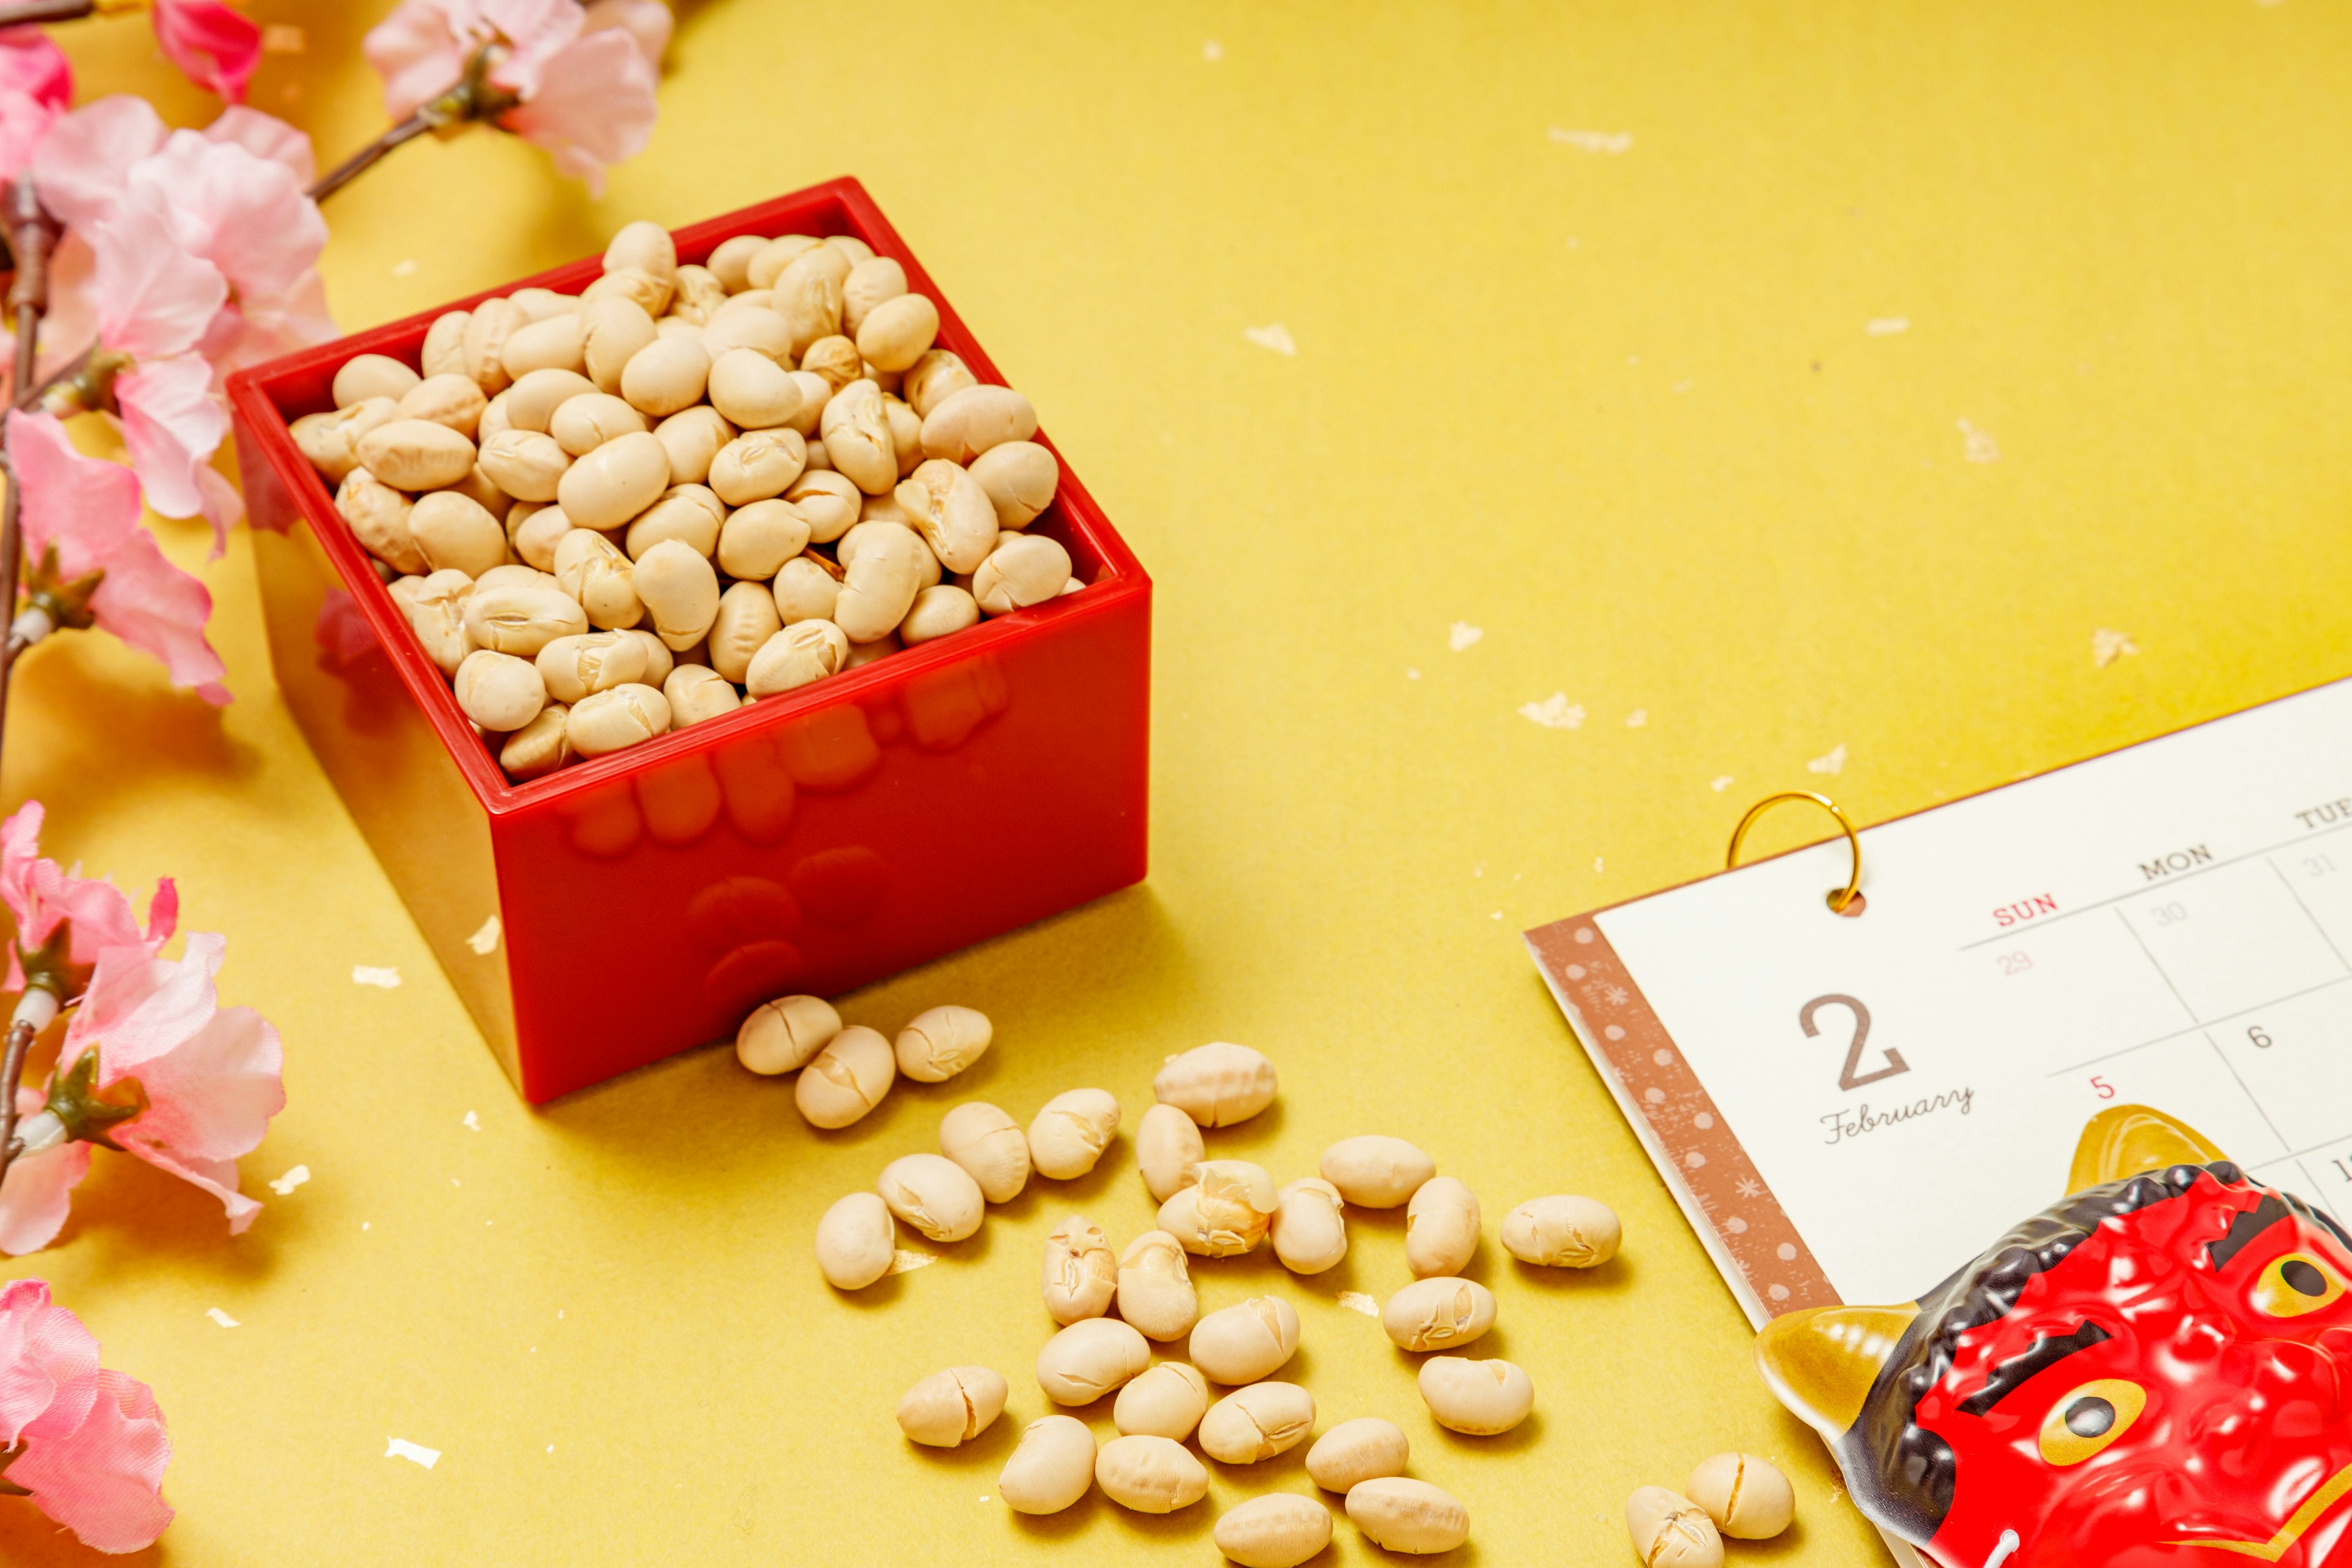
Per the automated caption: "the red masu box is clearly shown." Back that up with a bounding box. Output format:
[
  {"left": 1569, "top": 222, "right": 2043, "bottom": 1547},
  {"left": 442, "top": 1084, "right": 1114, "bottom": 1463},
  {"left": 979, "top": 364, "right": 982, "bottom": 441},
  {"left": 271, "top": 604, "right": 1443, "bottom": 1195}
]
[{"left": 225, "top": 178, "right": 1151, "bottom": 1104}]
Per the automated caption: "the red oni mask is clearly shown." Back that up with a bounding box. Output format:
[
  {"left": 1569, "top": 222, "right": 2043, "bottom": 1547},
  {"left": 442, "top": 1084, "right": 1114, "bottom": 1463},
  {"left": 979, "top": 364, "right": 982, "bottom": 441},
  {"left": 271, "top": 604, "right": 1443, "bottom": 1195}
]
[{"left": 1758, "top": 1107, "right": 2352, "bottom": 1568}]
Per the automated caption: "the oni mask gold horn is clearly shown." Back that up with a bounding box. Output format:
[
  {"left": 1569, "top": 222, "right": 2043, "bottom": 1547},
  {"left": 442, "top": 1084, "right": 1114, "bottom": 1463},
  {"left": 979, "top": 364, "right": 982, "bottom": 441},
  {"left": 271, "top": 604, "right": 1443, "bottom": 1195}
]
[
  {"left": 2066, "top": 1104, "right": 2226, "bottom": 1196},
  {"left": 1753, "top": 1301, "right": 1917, "bottom": 1442}
]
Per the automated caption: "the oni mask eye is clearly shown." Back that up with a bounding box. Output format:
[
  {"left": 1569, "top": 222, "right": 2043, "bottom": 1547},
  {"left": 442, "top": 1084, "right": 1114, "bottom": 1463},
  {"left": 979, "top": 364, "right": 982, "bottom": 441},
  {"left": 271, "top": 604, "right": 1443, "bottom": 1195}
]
[
  {"left": 2038, "top": 1379, "right": 2147, "bottom": 1466},
  {"left": 2252, "top": 1251, "right": 2350, "bottom": 1318}
]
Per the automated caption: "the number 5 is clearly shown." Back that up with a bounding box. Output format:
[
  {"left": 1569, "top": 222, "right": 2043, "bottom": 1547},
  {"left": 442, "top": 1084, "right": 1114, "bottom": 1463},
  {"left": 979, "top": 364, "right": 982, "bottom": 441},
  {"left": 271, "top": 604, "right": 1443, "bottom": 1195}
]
[
  {"left": 2090, "top": 1075, "right": 2116, "bottom": 1101},
  {"left": 1801, "top": 995, "right": 1910, "bottom": 1091}
]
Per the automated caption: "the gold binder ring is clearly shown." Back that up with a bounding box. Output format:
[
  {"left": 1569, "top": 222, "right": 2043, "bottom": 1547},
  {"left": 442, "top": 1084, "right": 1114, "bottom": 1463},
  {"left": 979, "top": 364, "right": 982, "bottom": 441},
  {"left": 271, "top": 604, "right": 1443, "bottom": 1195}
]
[{"left": 1726, "top": 791, "right": 1865, "bottom": 916}]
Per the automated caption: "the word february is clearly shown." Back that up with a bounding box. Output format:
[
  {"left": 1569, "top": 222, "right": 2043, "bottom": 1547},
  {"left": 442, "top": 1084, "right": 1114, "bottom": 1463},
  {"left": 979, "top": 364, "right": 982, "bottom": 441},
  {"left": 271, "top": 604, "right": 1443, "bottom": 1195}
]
[{"left": 1820, "top": 1087, "right": 1975, "bottom": 1147}]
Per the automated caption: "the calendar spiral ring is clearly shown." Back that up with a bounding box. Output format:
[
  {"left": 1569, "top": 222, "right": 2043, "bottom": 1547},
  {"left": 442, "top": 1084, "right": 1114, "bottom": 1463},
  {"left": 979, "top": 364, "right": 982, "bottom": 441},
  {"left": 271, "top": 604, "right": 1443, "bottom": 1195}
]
[{"left": 1725, "top": 791, "right": 1866, "bottom": 915}]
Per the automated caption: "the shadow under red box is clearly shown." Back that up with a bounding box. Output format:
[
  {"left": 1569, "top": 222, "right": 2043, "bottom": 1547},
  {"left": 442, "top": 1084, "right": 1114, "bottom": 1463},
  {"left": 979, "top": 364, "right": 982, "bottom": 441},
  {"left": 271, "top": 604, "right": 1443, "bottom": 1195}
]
[{"left": 226, "top": 176, "right": 1152, "bottom": 1104}]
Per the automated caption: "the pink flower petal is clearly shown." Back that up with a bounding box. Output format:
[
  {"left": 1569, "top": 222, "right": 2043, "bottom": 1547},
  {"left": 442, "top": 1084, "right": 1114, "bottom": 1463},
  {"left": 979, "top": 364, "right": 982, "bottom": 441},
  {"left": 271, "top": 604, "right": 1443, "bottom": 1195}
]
[
  {"left": 92, "top": 200, "right": 227, "bottom": 363},
  {"left": 15, "top": 410, "right": 235, "bottom": 704},
  {"left": 202, "top": 267, "right": 337, "bottom": 380},
  {"left": 29, "top": 96, "right": 167, "bottom": 231},
  {"left": 0, "top": 89, "right": 59, "bottom": 185},
  {"left": 579, "top": 0, "right": 671, "bottom": 67},
  {"left": 72, "top": 938, "right": 219, "bottom": 1082},
  {"left": 9, "top": 1368, "right": 173, "bottom": 1554},
  {"left": 194, "top": 463, "right": 244, "bottom": 551},
  {"left": 481, "top": 0, "right": 585, "bottom": 100},
  {"left": 122, "top": 132, "right": 325, "bottom": 306},
  {"left": 83, "top": 524, "right": 230, "bottom": 706},
  {"left": 0, "top": 1144, "right": 91, "bottom": 1259},
  {"left": 201, "top": 104, "right": 315, "bottom": 186},
  {"left": 111, "top": 378, "right": 225, "bottom": 543},
  {"left": 0, "top": 1277, "right": 97, "bottom": 1443},
  {"left": 142, "top": 878, "right": 178, "bottom": 948},
  {"left": 362, "top": 0, "right": 486, "bottom": 123},
  {"left": 68, "top": 935, "right": 280, "bottom": 1231},
  {"left": 116, "top": 355, "right": 228, "bottom": 522},
  {"left": 133, "top": 1147, "right": 261, "bottom": 1235},
  {"left": 150, "top": 0, "right": 263, "bottom": 102},
  {"left": 120, "top": 1000, "right": 284, "bottom": 1163},
  {"left": 0, "top": 799, "right": 169, "bottom": 993},
  {"left": 7, "top": 409, "right": 139, "bottom": 580},
  {"left": 498, "top": 28, "right": 657, "bottom": 196},
  {"left": 0, "top": 27, "right": 72, "bottom": 109},
  {"left": 0, "top": 27, "right": 70, "bottom": 184}
]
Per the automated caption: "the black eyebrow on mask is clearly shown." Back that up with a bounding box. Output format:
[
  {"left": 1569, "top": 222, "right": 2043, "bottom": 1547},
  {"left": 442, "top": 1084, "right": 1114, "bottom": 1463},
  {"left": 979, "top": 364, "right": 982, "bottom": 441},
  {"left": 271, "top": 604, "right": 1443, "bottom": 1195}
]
[
  {"left": 1957, "top": 1321, "right": 2112, "bottom": 1417},
  {"left": 2208, "top": 1196, "right": 2293, "bottom": 1273}
]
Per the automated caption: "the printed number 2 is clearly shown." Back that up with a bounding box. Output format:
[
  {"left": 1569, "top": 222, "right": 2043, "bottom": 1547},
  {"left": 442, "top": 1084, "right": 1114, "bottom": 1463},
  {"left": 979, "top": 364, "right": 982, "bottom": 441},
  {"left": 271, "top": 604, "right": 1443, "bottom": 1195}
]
[{"left": 1800, "top": 995, "right": 1910, "bottom": 1091}]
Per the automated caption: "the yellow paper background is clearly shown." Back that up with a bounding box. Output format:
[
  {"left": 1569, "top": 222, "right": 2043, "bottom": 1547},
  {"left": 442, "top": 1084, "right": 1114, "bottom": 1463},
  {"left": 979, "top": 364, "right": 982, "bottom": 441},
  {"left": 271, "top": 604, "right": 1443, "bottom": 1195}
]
[{"left": 4, "top": 1, "right": 2346, "bottom": 1562}]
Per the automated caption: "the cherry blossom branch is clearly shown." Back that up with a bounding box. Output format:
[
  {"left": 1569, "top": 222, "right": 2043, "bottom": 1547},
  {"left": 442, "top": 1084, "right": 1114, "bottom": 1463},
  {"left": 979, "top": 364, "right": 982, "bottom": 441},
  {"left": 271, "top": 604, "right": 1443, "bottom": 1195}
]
[
  {"left": 0, "top": 175, "right": 55, "bottom": 747},
  {"left": 309, "top": 49, "right": 514, "bottom": 205},
  {"left": 18, "top": 342, "right": 88, "bottom": 413},
  {"left": 0, "top": 1015, "right": 31, "bottom": 1176}
]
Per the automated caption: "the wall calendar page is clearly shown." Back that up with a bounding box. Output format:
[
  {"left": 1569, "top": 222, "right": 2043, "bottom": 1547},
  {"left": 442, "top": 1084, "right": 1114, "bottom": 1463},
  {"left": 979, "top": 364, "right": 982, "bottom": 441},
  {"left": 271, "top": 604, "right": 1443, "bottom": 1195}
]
[{"left": 1526, "top": 676, "right": 2352, "bottom": 1328}]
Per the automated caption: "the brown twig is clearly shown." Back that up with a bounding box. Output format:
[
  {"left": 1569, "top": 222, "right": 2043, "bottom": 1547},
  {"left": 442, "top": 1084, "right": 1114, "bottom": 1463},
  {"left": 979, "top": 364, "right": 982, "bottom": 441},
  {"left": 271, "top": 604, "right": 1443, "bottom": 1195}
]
[
  {"left": 15, "top": 341, "right": 86, "bottom": 413},
  {"left": 311, "top": 49, "right": 517, "bottom": 205},
  {"left": 0, "top": 1016, "right": 33, "bottom": 1182},
  {"left": 0, "top": 176, "right": 53, "bottom": 756},
  {"left": 308, "top": 113, "right": 435, "bottom": 204},
  {"left": 0, "top": 0, "right": 96, "bottom": 27}
]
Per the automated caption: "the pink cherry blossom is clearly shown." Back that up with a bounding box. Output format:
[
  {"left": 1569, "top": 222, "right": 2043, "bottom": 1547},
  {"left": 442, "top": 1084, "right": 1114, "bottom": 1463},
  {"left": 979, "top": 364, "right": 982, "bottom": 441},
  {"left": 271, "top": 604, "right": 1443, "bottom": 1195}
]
[
  {"left": 363, "top": 0, "right": 661, "bottom": 194},
  {"left": 200, "top": 104, "right": 317, "bottom": 186},
  {"left": 500, "top": 26, "right": 656, "bottom": 192},
  {"left": 122, "top": 126, "right": 332, "bottom": 380},
  {"left": 83, "top": 199, "right": 242, "bottom": 542},
  {"left": 0, "top": 1280, "right": 172, "bottom": 1554},
  {"left": 0, "top": 800, "right": 178, "bottom": 994},
  {"left": 59, "top": 932, "right": 283, "bottom": 1235},
  {"left": 8, "top": 410, "right": 230, "bottom": 704},
  {"left": 0, "top": 28, "right": 69, "bottom": 108},
  {"left": 26, "top": 96, "right": 168, "bottom": 233},
  {"left": 0, "top": 27, "right": 70, "bottom": 181},
  {"left": 361, "top": 0, "right": 478, "bottom": 123},
  {"left": 581, "top": 0, "right": 672, "bottom": 64},
  {"left": 150, "top": 0, "right": 263, "bottom": 104},
  {"left": 23, "top": 97, "right": 335, "bottom": 399}
]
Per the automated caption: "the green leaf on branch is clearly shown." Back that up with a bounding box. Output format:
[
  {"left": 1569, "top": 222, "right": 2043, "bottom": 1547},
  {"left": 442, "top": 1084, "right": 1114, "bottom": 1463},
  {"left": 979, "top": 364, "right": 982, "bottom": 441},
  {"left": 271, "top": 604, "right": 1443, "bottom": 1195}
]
[
  {"left": 20, "top": 540, "right": 102, "bottom": 633},
  {"left": 43, "top": 1047, "right": 143, "bottom": 1150},
  {"left": 13, "top": 919, "right": 70, "bottom": 1001}
]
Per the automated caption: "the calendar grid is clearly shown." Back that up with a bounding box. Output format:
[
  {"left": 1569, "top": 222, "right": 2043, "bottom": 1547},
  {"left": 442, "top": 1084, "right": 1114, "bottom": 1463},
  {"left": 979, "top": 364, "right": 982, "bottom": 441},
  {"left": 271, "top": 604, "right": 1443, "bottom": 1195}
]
[
  {"left": 1956, "top": 813, "right": 2352, "bottom": 951},
  {"left": 2270, "top": 858, "right": 2352, "bottom": 970},
  {"left": 2198, "top": 1027, "right": 2291, "bottom": 1155},
  {"left": 2113, "top": 905, "right": 2197, "bottom": 1021},
  {"left": 2046, "top": 971, "right": 2352, "bottom": 1078},
  {"left": 1986, "top": 826, "right": 2352, "bottom": 1219}
]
